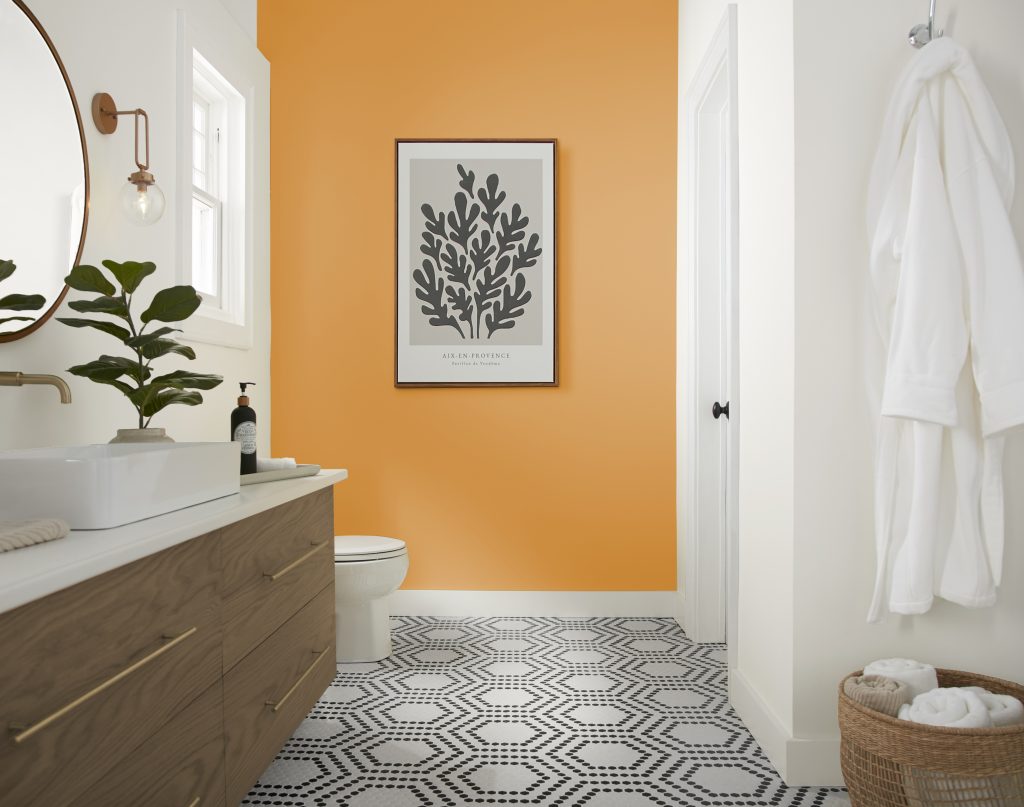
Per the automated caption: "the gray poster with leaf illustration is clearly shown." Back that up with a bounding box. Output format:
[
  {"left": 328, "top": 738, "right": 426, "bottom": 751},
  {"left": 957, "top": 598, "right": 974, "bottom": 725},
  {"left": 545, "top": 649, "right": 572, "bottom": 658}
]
[{"left": 396, "top": 140, "right": 556, "bottom": 386}]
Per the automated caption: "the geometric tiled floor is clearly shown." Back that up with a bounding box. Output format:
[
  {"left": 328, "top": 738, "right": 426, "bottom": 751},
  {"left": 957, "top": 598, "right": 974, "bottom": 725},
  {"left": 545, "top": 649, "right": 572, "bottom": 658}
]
[{"left": 244, "top": 617, "right": 846, "bottom": 806}]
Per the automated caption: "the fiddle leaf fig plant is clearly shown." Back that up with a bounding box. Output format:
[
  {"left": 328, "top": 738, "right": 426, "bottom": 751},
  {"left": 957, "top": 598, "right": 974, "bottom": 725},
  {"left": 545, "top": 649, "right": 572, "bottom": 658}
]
[
  {"left": 57, "top": 260, "right": 223, "bottom": 428},
  {"left": 0, "top": 259, "right": 46, "bottom": 326}
]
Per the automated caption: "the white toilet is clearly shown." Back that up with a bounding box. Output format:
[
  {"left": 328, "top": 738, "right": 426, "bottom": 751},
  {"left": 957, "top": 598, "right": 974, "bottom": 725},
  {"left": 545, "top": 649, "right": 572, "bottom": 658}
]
[{"left": 333, "top": 535, "right": 409, "bottom": 663}]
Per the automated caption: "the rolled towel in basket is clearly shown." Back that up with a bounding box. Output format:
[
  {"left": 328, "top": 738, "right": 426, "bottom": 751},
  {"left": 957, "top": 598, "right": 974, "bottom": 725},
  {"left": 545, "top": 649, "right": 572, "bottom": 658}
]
[
  {"left": 843, "top": 674, "right": 913, "bottom": 717},
  {"left": 965, "top": 686, "right": 1024, "bottom": 727},
  {"left": 864, "top": 658, "right": 939, "bottom": 699},
  {"left": 898, "top": 688, "right": 993, "bottom": 729}
]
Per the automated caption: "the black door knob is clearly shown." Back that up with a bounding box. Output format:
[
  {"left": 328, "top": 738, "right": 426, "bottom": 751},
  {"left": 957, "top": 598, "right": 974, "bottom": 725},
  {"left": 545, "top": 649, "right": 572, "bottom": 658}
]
[{"left": 713, "top": 401, "right": 730, "bottom": 420}]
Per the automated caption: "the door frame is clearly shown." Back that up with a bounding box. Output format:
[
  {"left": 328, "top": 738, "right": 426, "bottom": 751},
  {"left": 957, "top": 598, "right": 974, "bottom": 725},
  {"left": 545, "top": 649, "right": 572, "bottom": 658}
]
[{"left": 678, "top": 5, "right": 739, "bottom": 651}]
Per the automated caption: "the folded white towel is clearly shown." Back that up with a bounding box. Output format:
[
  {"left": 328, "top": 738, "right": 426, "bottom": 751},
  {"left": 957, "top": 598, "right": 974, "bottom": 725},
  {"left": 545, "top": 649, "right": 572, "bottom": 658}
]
[
  {"left": 256, "top": 457, "right": 297, "bottom": 472},
  {"left": 965, "top": 686, "right": 1024, "bottom": 727},
  {"left": 898, "top": 688, "right": 993, "bottom": 729},
  {"left": 0, "top": 518, "right": 70, "bottom": 553},
  {"left": 864, "top": 658, "right": 939, "bottom": 699}
]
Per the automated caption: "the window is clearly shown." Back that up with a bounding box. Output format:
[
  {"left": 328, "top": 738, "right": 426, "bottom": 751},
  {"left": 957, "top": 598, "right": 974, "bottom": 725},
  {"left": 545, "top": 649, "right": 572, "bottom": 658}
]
[
  {"left": 185, "top": 47, "right": 248, "bottom": 343},
  {"left": 191, "top": 85, "right": 221, "bottom": 304}
]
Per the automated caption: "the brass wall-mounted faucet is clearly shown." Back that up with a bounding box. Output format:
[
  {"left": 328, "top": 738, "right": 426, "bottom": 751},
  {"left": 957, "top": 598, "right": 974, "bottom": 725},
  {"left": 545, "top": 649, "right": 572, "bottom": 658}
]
[{"left": 0, "top": 372, "right": 72, "bottom": 404}]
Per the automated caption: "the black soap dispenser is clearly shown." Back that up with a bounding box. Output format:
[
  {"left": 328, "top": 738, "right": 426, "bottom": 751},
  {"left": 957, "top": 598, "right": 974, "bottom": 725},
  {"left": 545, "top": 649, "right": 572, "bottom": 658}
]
[{"left": 232, "top": 382, "right": 258, "bottom": 475}]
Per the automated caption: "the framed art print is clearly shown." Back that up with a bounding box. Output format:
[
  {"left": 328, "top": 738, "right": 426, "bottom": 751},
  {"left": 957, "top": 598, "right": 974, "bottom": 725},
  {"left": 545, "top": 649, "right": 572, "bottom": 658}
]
[{"left": 395, "top": 139, "right": 557, "bottom": 386}]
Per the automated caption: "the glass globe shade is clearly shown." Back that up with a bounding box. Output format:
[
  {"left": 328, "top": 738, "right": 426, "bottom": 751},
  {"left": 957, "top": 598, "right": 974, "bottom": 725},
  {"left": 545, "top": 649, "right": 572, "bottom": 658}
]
[{"left": 120, "top": 180, "right": 165, "bottom": 225}]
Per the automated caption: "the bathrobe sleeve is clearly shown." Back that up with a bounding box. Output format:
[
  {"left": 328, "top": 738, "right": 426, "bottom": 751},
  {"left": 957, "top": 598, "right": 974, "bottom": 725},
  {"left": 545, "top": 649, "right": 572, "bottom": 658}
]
[
  {"left": 879, "top": 93, "right": 969, "bottom": 427},
  {"left": 943, "top": 88, "right": 1024, "bottom": 437}
]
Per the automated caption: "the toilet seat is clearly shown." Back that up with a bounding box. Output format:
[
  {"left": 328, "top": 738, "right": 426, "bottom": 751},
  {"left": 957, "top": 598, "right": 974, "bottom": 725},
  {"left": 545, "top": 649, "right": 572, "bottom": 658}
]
[{"left": 334, "top": 535, "right": 407, "bottom": 563}]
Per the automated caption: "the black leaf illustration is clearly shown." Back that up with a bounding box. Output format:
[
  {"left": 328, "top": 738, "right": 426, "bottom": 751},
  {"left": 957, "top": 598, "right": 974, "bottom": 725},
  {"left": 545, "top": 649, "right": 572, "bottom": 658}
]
[
  {"left": 457, "top": 164, "right": 475, "bottom": 196},
  {"left": 485, "top": 272, "right": 532, "bottom": 338},
  {"left": 470, "top": 230, "right": 495, "bottom": 279},
  {"left": 413, "top": 258, "right": 464, "bottom": 338},
  {"left": 414, "top": 164, "right": 542, "bottom": 341},
  {"left": 473, "top": 256, "right": 510, "bottom": 339},
  {"left": 511, "top": 233, "right": 542, "bottom": 274},
  {"left": 498, "top": 204, "right": 528, "bottom": 251},
  {"left": 446, "top": 192, "right": 480, "bottom": 252},
  {"left": 421, "top": 204, "right": 447, "bottom": 239},
  {"left": 445, "top": 285, "right": 476, "bottom": 338},
  {"left": 441, "top": 243, "right": 472, "bottom": 287},
  {"left": 478, "top": 173, "right": 507, "bottom": 230},
  {"left": 419, "top": 231, "right": 443, "bottom": 268}
]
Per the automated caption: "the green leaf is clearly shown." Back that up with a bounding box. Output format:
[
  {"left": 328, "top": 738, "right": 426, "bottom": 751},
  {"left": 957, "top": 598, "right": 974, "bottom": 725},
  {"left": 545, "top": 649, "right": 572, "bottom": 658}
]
[
  {"left": 69, "top": 355, "right": 151, "bottom": 385},
  {"left": 140, "top": 286, "right": 201, "bottom": 324},
  {"left": 56, "top": 317, "right": 131, "bottom": 342},
  {"left": 129, "top": 386, "right": 203, "bottom": 419},
  {"left": 66, "top": 265, "right": 116, "bottom": 297},
  {"left": 149, "top": 370, "right": 222, "bottom": 390},
  {"left": 140, "top": 339, "right": 196, "bottom": 361},
  {"left": 68, "top": 296, "right": 130, "bottom": 319},
  {"left": 0, "top": 259, "right": 15, "bottom": 283},
  {"left": 0, "top": 293, "right": 45, "bottom": 311},
  {"left": 0, "top": 315, "right": 35, "bottom": 325},
  {"left": 146, "top": 389, "right": 203, "bottom": 418},
  {"left": 101, "top": 260, "right": 156, "bottom": 295},
  {"left": 125, "top": 326, "right": 181, "bottom": 349}
]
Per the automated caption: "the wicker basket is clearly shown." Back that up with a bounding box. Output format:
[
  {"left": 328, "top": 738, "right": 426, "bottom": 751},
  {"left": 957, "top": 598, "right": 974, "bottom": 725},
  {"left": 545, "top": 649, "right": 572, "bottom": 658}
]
[{"left": 839, "top": 669, "right": 1024, "bottom": 807}]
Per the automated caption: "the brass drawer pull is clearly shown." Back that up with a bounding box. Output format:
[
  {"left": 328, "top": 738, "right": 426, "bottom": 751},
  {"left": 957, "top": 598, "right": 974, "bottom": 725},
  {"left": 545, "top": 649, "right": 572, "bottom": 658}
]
[
  {"left": 9, "top": 627, "right": 198, "bottom": 744},
  {"left": 263, "top": 541, "right": 328, "bottom": 582},
  {"left": 265, "top": 648, "right": 329, "bottom": 713}
]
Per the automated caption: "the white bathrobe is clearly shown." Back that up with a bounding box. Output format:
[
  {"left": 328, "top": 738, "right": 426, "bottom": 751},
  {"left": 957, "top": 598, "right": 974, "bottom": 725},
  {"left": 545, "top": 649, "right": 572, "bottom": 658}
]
[{"left": 866, "top": 38, "right": 1024, "bottom": 622}]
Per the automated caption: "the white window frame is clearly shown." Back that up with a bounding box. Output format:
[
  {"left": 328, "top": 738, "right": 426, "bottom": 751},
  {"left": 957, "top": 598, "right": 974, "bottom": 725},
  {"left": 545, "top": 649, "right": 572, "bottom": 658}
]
[
  {"left": 191, "top": 80, "right": 224, "bottom": 308},
  {"left": 176, "top": 10, "right": 257, "bottom": 350}
]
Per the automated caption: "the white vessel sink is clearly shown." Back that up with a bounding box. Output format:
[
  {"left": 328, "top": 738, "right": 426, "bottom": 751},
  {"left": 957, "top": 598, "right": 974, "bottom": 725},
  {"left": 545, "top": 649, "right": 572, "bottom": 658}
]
[{"left": 0, "top": 442, "right": 240, "bottom": 529}]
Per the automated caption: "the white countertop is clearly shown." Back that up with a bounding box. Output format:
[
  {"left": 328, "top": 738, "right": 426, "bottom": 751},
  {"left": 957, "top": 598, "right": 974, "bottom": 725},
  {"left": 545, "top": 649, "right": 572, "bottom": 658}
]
[{"left": 0, "top": 469, "right": 348, "bottom": 615}]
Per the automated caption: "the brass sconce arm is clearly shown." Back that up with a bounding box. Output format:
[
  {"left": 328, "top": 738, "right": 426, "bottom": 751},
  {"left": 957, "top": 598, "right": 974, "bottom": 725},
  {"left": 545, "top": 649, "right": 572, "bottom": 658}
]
[
  {"left": 91, "top": 94, "right": 153, "bottom": 186},
  {"left": 90, "top": 92, "right": 165, "bottom": 224}
]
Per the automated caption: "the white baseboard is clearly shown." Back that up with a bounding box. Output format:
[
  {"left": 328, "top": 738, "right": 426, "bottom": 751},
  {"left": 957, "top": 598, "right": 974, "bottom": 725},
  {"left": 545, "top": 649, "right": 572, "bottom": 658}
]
[
  {"left": 729, "top": 667, "right": 844, "bottom": 787},
  {"left": 672, "top": 589, "right": 687, "bottom": 631},
  {"left": 788, "top": 736, "right": 843, "bottom": 787},
  {"left": 390, "top": 590, "right": 678, "bottom": 618}
]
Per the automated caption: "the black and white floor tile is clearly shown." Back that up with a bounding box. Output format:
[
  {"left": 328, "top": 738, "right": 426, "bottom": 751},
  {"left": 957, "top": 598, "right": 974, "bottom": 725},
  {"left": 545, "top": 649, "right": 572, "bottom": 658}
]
[{"left": 244, "top": 617, "right": 845, "bottom": 806}]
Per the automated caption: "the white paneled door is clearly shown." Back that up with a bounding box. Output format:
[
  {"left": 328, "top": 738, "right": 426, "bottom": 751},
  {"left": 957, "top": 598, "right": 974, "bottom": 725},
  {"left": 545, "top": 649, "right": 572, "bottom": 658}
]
[{"left": 679, "top": 6, "right": 738, "bottom": 659}]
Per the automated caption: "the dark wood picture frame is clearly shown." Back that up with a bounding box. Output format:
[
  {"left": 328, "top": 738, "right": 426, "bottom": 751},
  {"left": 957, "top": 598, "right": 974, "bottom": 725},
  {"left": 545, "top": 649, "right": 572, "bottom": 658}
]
[{"left": 395, "top": 138, "right": 558, "bottom": 388}]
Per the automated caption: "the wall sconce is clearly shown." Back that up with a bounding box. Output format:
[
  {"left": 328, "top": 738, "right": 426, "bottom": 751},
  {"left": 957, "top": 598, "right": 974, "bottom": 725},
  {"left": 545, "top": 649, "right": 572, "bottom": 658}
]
[{"left": 91, "top": 93, "right": 166, "bottom": 225}]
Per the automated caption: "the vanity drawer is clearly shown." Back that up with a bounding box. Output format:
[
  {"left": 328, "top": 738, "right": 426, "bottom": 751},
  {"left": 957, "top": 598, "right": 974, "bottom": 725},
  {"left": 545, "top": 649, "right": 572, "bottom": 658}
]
[
  {"left": 0, "top": 536, "right": 222, "bottom": 807},
  {"left": 221, "top": 487, "right": 333, "bottom": 669},
  {"left": 73, "top": 681, "right": 225, "bottom": 807},
  {"left": 224, "top": 584, "right": 335, "bottom": 805}
]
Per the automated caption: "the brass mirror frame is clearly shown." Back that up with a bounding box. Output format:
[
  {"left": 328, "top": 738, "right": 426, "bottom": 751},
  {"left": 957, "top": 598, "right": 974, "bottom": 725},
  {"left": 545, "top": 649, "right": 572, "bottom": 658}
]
[{"left": 0, "top": 0, "right": 90, "bottom": 344}]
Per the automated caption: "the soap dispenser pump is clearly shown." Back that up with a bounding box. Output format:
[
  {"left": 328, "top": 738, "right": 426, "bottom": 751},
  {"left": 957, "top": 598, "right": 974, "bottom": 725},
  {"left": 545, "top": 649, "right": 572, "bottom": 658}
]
[{"left": 232, "top": 382, "right": 257, "bottom": 475}]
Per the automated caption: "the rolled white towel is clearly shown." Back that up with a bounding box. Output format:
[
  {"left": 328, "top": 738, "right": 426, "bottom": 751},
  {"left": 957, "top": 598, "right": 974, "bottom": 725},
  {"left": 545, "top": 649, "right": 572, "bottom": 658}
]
[
  {"left": 965, "top": 686, "right": 1024, "bottom": 727},
  {"left": 255, "top": 457, "right": 297, "bottom": 473},
  {"left": 0, "top": 518, "right": 70, "bottom": 553},
  {"left": 864, "top": 658, "right": 939, "bottom": 699},
  {"left": 898, "top": 688, "right": 993, "bottom": 729}
]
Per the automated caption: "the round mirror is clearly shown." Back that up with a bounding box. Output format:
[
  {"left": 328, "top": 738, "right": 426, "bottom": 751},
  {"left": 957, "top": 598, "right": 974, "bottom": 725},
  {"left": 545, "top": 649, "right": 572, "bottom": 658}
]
[{"left": 0, "top": 0, "right": 88, "bottom": 342}]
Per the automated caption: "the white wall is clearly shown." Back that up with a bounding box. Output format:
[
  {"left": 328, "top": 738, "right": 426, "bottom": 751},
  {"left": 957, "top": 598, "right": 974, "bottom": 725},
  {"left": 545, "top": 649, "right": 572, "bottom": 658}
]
[
  {"left": 681, "top": 0, "right": 1024, "bottom": 788},
  {"left": 679, "top": 0, "right": 799, "bottom": 766},
  {"left": 0, "top": 0, "right": 270, "bottom": 453},
  {"left": 791, "top": 0, "right": 1024, "bottom": 780}
]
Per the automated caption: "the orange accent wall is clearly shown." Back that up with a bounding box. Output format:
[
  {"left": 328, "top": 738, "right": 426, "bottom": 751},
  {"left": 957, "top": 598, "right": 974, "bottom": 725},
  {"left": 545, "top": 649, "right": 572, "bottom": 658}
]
[{"left": 258, "top": 0, "right": 677, "bottom": 590}]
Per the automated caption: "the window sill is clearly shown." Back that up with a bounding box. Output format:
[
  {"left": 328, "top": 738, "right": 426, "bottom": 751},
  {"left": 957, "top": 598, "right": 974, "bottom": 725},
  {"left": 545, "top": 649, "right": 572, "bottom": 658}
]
[{"left": 181, "top": 305, "right": 252, "bottom": 350}]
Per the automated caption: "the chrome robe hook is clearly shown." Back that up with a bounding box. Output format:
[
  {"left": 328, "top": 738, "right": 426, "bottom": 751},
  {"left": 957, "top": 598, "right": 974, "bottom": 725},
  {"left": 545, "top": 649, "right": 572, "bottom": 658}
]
[{"left": 909, "top": 0, "right": 942, "bottom": 48}]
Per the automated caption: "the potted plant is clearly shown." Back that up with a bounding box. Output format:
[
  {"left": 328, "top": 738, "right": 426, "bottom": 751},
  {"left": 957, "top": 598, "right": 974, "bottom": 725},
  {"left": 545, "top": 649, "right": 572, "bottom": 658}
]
[
  {"left": 0, "top": 259, "right": 45, "bottom": 328},
  {"left": 57, "top": 260, "right": 222, "bottom": 443}
]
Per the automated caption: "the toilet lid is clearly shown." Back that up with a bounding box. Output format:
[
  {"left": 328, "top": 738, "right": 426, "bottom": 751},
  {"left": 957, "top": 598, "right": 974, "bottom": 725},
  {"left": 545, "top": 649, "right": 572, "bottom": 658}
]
[{"left": 334, "top": 535, "right": 407, "bottom": 561}]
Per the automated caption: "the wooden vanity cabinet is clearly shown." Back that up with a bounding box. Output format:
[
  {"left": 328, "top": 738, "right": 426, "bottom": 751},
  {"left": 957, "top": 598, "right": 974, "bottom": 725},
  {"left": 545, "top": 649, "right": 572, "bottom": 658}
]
[{"left": 0, "top": 487, "right": 336, "bottom": 807}]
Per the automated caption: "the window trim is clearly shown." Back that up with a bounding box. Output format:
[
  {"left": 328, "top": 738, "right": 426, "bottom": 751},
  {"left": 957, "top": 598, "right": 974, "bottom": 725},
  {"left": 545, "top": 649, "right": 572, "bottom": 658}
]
[{"left": 175, "top": 11, "right": 256, "bottom": 350}]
